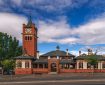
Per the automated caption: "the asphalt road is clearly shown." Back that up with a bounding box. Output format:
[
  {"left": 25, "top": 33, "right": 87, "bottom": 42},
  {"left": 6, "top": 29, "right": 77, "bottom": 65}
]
[
  {"left": 0, "top": 73, "right": 105, "bottom": 85},
  {"left": 0, "top": 80, "right": 105, "bottom": 85}
]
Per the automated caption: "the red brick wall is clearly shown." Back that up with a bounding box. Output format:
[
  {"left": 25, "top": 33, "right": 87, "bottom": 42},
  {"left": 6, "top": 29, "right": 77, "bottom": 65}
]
[
  {"left": 15, "top": 68, "right": 105, "bottom": 74},
  {"left": 48, "top": 58, "right": 60, "bottom": 73},
  {"left": 76, "top": 69, "right": 93, "bottom": 73},
  {"left": 22, "top": 24, "right": 37, "bottom": 57},
  {"left": 60, "top": 69, "right": 76, "bottom": 73},
  {"left": 60, "top": 69, "right": 105, "bottom": 73},
  {"left": 15, "top": 68, "right": 33, "bottom": 75},
  {"left": 33, "top": 68, "right": 48, "bottom": 73},
  {"left": 100, "top": 69, "right": 105, "bottom": 72}
]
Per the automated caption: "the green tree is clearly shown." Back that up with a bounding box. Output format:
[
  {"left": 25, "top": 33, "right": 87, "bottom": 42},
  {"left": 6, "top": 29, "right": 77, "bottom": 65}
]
[
  {"left": 86, "top": 55, "right": 98, "bottom": 69},
  {"left": 0, "top": 32, "right": 22, "bottom": 71},
  {"left": 2, "top": 59, "right": 15, "bottom": 71},
  {"left": 0, "top": 32, "right": 22, "bottom": 60}
]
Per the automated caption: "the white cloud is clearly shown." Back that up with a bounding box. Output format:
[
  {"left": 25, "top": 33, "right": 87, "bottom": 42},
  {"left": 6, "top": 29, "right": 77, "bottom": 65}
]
[
  {"left": 0, "top": 12, "right": 105, "bottom": 46},
  {"left": 0, "top": 13, "right": 27, "bottom": 42},
  {"left": 73, "top": 16, "right": 105, "bottom": 45},
  {"left": 38, "top": 14, "right": 105, "bottom": 45},
  {"left": 38, "top": 17, "right": 78, "bottom": 44},
  {"left": 0, "top": 0, "right": 4, "bottom": 5}
]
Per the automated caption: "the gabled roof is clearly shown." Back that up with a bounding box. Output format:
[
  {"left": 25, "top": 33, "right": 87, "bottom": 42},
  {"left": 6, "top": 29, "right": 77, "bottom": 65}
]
[{"left": 40, "top": 50, "right": 75, "bottom": 57}]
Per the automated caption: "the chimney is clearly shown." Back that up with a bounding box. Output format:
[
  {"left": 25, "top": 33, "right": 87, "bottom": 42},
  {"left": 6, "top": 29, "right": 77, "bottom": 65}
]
[
  {"left": 37, "top": 51, "right": 39, "bottom": 59},
  {"left": 48, "top": 56, "right": 51, "bottom": 59},
  {"left": 57, "top": 56, "right": 59, "bottom": 59},
  {"left": 79, "top": 50, "right": 81, "bottom": 56},
  {"left": 88, "top": 48, "right": 93, "bottom": 55},
  {"left": 66, "top": 49, "right": 69, "bottom": 56}
]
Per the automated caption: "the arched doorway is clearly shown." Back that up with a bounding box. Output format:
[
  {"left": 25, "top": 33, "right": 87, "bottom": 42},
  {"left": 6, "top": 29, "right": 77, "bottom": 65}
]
[{"left": 51, "top": 63, "right": 57, "bottom": 72}]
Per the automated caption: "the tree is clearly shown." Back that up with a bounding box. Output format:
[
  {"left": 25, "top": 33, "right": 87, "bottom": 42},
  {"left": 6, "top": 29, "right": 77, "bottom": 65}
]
[
  {"left": 2, "top": 59, "right": 15, "bottom": 71},
  {"left": 0, "top": 32, "right": 22, "bottom": 72},
  {"left": 86, "top": 55, "right": 98, "bottom": 69},
  {"left": 0, "top": 32, "right": 22, "bottom": 60}
]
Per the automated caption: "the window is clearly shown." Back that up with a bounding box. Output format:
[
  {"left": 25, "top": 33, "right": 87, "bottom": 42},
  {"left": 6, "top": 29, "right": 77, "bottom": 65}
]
[
  {"left": 33, "top": 64, "right": 37, "bottom": 68},
  {"left": 64, "top": 64, "right": 69, "bottom": 69},
  {"left": 102, "top": 63, "right": 105, "bottom": 69},
  {"left": 25, "top": 36, "right": 28, "bottom": 40},
  {"left": 28, "top": 36, "right": 30, "bottom": 40},
  {"left": 44, "top": 64, "right": 48, "bottom": 68},
  {"left": 87, "top": 63, "right": 91, "bottom": 69},
  {"left": 79, "top": 62, "right": 83, "bottom": 69},
  {"left": 25, "top": 62, "right": 29, "bottom": 68},
  {"left": 25, "top": 36, "right": 32, "bottom": 41},
  {"left": 30, "top": 36, "right": 32, "bottom": 40},
  {"left": 39, "top": 64, "right": 43, "bottom": 68},
  {"left": 17, "top": 62, "right": 22, "bottom": 68},
  {"left": 61, "top": 64, "right": 71, "bottom": 69},
  {"left": 94, "top": 63, "right": 98, "bottom": 69}
]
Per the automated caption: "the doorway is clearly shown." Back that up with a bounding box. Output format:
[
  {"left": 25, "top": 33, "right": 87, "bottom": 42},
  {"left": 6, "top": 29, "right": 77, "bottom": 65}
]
[{"left": 51, "top": 63, "right": 57, "bottom": 72}]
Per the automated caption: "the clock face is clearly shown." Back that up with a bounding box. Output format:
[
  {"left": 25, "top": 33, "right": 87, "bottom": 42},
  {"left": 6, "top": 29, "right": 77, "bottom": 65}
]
[{"left": 25, "top": 28, "right": 32, "bottom": 33}]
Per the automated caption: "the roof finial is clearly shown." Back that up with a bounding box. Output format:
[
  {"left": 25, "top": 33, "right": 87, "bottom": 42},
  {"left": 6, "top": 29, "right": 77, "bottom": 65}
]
[
  {"left": 27, "top": 14, "right": 32, "bottom": 27},
  {"left": 56, "top": 45, "right": 60, "bottom": 50}
]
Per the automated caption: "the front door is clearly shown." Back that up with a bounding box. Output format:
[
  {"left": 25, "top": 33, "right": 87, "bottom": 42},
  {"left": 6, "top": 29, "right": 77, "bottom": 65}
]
[{"left": 51, "top": 63, "right": 57, "bottom": 72}]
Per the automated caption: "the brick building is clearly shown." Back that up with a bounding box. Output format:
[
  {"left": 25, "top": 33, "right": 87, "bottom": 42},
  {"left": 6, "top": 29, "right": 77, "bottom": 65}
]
[{"left": 15, "top": 18, "right": 105, "bottom": 75}]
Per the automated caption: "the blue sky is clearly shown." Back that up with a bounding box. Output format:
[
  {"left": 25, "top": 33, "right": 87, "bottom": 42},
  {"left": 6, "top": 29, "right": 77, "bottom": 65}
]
[{"left": 0, "top": 0, "right": 105, "bottom": 55}]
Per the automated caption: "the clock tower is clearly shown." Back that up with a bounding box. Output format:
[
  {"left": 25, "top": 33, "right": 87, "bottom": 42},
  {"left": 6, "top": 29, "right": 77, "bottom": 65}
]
[{"left": 22, "top": 17, "right": 37, "bottom": 57}]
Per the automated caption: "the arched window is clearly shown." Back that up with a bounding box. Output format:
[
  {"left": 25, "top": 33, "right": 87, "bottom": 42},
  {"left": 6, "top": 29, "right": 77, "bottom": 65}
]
[
  {"left": 79, "top": 62, "right": 83, "bottom": 69},
  {"left": 30, "top": 36, "right": 32, "bottom": 40},
  {"left": 25, "top": 36, "right": 28, "bottom": 40},
  {"left": 28, "top": 36, "right": 30, "bottom": 40},
  {"left": 17, "top": 61, "right": 22, "bottom": 68},
  {"left": 25, "top": 36, "right": 32, "bottom": 41},
  {"left": 25, "top": 62, "right": 29, "bottom": 68}
]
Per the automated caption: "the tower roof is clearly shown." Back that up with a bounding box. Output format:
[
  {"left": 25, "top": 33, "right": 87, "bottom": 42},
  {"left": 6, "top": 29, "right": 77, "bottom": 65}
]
[{"left": 27, "top": 16, "right": 33, "bottom": 27}]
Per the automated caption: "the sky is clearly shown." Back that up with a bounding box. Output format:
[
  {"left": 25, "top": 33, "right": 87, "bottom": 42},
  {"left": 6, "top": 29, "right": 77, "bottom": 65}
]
[{"left": 0, "top": 0, "right": 105, "bottom": 56}]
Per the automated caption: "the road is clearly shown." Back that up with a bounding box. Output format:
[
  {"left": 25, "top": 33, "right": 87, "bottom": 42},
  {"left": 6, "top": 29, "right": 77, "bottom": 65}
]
[
  {"left": 0, "top": 73, "right": 105, "bottom": 85},
  {"left": 0, "top": 79, "right": 105, "bottom": 85}
]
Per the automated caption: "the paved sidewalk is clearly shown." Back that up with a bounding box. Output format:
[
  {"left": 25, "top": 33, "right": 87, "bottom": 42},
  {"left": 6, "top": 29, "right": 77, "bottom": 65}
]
[{"left": 0, "top": 73, "right": 105, "bottom": 85}]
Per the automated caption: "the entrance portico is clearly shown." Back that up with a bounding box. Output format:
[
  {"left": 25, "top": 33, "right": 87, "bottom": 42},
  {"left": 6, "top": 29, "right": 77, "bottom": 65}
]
[
  {"left": 48, "top": 57, "right": 60, "bottom": 74},
  {"left": 51, "top": 63, "right": 57, "bottom": 72}
]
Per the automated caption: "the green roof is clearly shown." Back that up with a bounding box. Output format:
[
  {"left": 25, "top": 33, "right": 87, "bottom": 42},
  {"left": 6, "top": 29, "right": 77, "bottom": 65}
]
[
  {"left": 40, "top": 50, "right": 75, "bottom": 57},
  {"left": 76, "top": 54, "right": 105, "bottom": 60},
  {"left": 60, "top": 59, "right": 75, "bottom": 64},
  {"left": 15, "top": 55, "right": 36, "bottom": 60},
  {"left": 33, "top": 59, "right": 75, "bottom": 64},
  {"left": 33, "top": 59, "right": 48, "bottom": 64}
]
